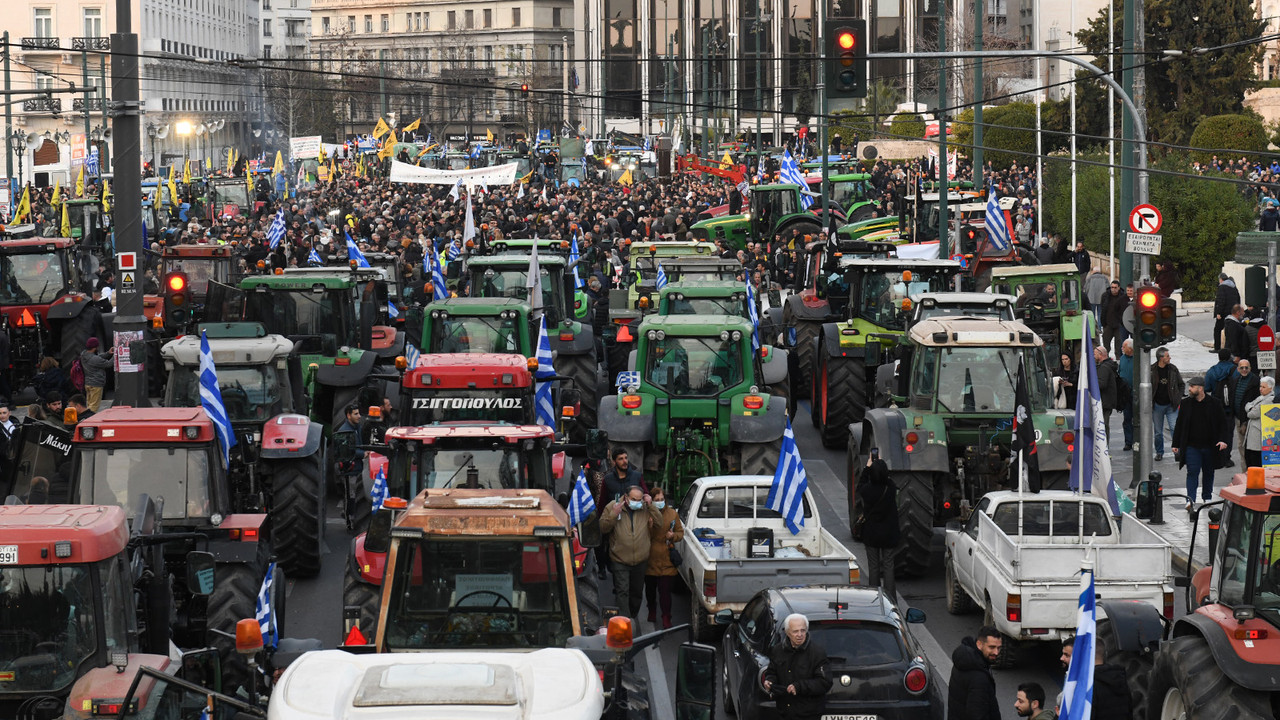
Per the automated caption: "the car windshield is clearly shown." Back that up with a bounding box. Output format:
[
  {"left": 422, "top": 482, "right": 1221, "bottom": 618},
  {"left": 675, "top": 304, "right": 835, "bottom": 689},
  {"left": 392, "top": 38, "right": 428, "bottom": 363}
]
[
  {"left": 76, "top": 447, "right": 212, "bottom": 520},
  {"left": 245, "top": 288, "right": 354, "bottom": 347},
  {"left": 430, "top": 316, "right": 523, "bottom": 354},
  {"left": 856, "top": 269, "right": 951, "bottom": 329},
  {"left": 921, "top": 346, "right": 1051, "bottom": 413},
  {"left": 383, "top": 538, "right": 573, "bottom": 650},
  {"left": 809, "top": 622, "right": 906, "bottom": 667},
  {"left": 472, "top": 268, "right": 557, "bottom": 314},
  {"left": 164, "top": 257, "right": 227, "bottom": 298},
  {"left": 645, "top": 335, "right": 744, "bottom": 397},
  {"left": 665, "top": 296, "right": 746, "bottom": 317},
  {"left": 402, "top": 389, "right": 532, "bottom": 425},
  {"left": 0, "top": 564, "right": 99, "bottom": 693},
  {"left": 167, "top": 365, "right": 284, "bottom": 423},
  {"left": 0, "top": 251, "right": 66, "bottom": 304}
]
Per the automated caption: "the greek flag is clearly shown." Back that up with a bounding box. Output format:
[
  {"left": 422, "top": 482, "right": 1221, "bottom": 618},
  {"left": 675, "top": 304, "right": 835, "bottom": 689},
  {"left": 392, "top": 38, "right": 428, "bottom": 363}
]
[
  {"left": 644, "top": 136, "right": 651, "bottom": 151},
  {"left": 432, "top": 246, "right": 449, "bottom": 301},
  {"left": 87, "top": 147, "right": 100, "bottom": 176},
  {"left": 568, "top": 467, "right": 596, "bottom": 526},
  {"left": 308, "top": 246, "right": 322, "bottom": 266},
  {"left": 345, "top": 229, "right": 370, "bottom": 267},
  {"left": 404, "top": 341, "right": 421, "bottom": 369},
  {"left": 569, "top": 235, "right": 584, "bottom": 289},
  {"left": 1059, "top": 568, "right": 1096, "bottom": 720},
  {"left": 656, "top": 262, "right": 668, "bottom": 290},
  {"left": 756, "top": 159, "right": 765, "bottom": 183},
  {"left": 779, "top": 150, "right": 813, "bottom": 209},
  {"left": 535, "top": 316, "right": 556, "bottom": 426},
  {"left": 423, "top": 243, "right": 432, "bottom": 277},
  {"left": 745, "top": 278, "right": 761, "bottom": 352},
  {"left": 766, "top": 418, "right": 808, "bottom": 534},
  {"left": 370, "top": 466, "right": 388, "bottom": 512},
  {"left": 387, "top": 301, "right": 399, "bottom": 319},
  {"left": 255, "top": 562, "right": 278, "bottom": 649},
  {"left": 199, "top": 330, "right": 237, "bottom": 466},
  {"left": 527, "top": 239, "right": 544, "bottom": 312},
  {"left": 1070, "top": 315, "right": 1131, "bottom": 515},
  {"left": 447, "top": 240, "right": 460, "bottom": 262},
  {"left": 267, "top": 208, "right": 286, "bottom": 250},
  {"left": 985, "top": 183, "right": 1012, "bottom": 251}
]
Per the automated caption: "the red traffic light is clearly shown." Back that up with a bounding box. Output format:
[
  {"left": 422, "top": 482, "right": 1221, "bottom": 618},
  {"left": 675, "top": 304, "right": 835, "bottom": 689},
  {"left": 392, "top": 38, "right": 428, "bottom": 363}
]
[
  {"left": 1138, "top": 289, "right": 1158, "bottom": 308},
  {"left": 167, "top": 274, "right": 187, "bottom": 293},
  {"left": 520, "top": 83, "right": 530, "bottom": 93},
  {"left": 837, "top": 31, "right": 855, "bottom": 50}
]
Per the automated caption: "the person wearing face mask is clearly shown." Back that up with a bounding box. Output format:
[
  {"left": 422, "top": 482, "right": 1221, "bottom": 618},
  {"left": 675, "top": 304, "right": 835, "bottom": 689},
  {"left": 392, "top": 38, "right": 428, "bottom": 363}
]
[
  {"left": 600, "top": 485, "right": 662, "bottom": 623},
  {"left": 643, "top": 486, "right": 684, "bottom": 629}
]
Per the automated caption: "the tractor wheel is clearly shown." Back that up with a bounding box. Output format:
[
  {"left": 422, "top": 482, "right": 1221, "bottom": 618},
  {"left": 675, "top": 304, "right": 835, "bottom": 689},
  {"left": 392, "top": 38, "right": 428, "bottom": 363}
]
[
  {"left": 59, "top": 305, "right": 102, "bottom": 371},
  {"left": 894, "top": 472, "right": 935, "bottom": 577},
  {"left": 792, "top": 319, "right": 820, "bottom": 400},
  {"left": 1040, "top": 470, "right": 1071, "bottom": 491},
  {"left": 270, "top": 454, "right": 325, "bottom": 579},
  {"left": 207, "top": 562, "right": 267, "bottom": 693},
  {"left": 766, "top": 378, "right": 793, "bottom": 420},
  {"left": 1097, "top": 619, "right": 1154, "bottom": 720},
  {"left": 342, "top": 571, "right": 382, "bottom": 643},
  {"left": 556, "top": 351, "right": 600, "bottom": 434},
  {"left": 739, "top": 437, "right": 782, "bottom": 475},
  {"left": 849, "top": 205, "right": 876, "bottom": 224},
  {"left": 819, "top": 353, "right": 865, "bottom": 450},
  {"left": 347, "top": 475, "right": 372, "bottom": 535},
  {"left": 945, "top": 554, "right": 975, "bottom": 614},
  {"left": 575, "top": 551, "right": 603, "bottom": 632},
  {"left": 1148, "top": 634, "right": 1274, "bottom": 720}
]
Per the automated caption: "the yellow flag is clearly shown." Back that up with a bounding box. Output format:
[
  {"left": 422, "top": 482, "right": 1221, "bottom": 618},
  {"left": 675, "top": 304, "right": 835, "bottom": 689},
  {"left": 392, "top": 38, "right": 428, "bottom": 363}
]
[
  {"left": 273, "top": 151, "right": 285, "bottom": 177},
  {"left": 618, "top": 169, "right": 634, "bottom": 186},
  {"left": 246, "top": 167, "right": 254, "bottom": 195},
  {"left": 206, "top": 157, "right": 212, "bottom": 175},
  {"left": 378, "top": 130, "right": 397, "bottom": 161},
  {"left": 75, "top": 166, "right": 85, "bottom": 198},
  {"left": 12, "top": 186, "right": 30, "bottom": 223},
  {"left": 227, "top": 147, "right": 234, "bottom": 170},
  {"left": 101, "top": 180, "right": 111, "bottom": 214},
  {"left": 50, "top": 180, "right": 61, "bottom": 207},
  {"left": 372, "top": 117, "right": 391, "bottom": 139},
  {"left": 60, "top": 202, "right": 70, "bottom": 237},
  {"left": 403, "top": 117, "right": 421, "bottom": 134},
  {"left": 168, "top": 165, "right": 179, "bottom": 208},
  {"left": 183, "top": 159, "right": 191, "bottom": 185},
  {"left": 318, "top": 145, "right": 327, "bottom": 164},
  {"left": 329, "top": 158, "right": 335, "bottom": 179},
  {"left": 486, "top": 128, "right": 494, "bottom": 143}
]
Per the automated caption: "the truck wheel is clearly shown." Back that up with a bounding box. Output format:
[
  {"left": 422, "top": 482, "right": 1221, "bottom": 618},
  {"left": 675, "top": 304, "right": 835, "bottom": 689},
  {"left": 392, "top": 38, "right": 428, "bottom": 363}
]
[
  {"left": 59, "top": 304, "right": 102, "bottom": 371},
  {"left": 207, "top": 563, "right": 266, "bottom": 693},
  {"left": 1040, "top": 470, "right": 1071, "bottom": 491},
  {"left": 556, "top": 352, "right": 600, "bottom": 436},
  {"left": 894, "top": 472, "right": 935, "bottom": 577},
  {"left": 690, "top": 593, "right": 717, "bottom": 642},
  {"left": 944, "top": 555, "right": 974, "bottom": 614},
  {"left": 983, "top": 601, "right": 1019, "bottom": 670},
  {"left": 271, "top": 455, "right": 325, "bottom": 579},
  {"left": 819, "top": 354, "right": 865, "bottom": 450},
  {"left": 1148, "top": 634, "right": 1273, "bottom": 720},
  {"left": 1098, "top": 619, "right": 1153, "bottom": 720},
  {"left": 342, "top": 571, "right": 381, "bottom": 642},
  {"left": 792, "top": 319, "right": 820, "bottom": 399},
  {"left": 739, "top": 437, "right": 782, "bottom": 475}
]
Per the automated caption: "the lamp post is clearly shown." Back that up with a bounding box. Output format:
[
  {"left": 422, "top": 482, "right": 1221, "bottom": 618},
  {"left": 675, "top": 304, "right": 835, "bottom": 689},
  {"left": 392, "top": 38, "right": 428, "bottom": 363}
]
[
  {"left": 175, "top": 119, "right": 193, "bottom": 167},
  {"left": 146, "top": 122, "right": 169, "bottom": 174},
  {"left": 753, "top": 13, "right": 771, "bottom": 168},
  {"left": 7, "top": 132, "right": 25, "bottom": 190}
]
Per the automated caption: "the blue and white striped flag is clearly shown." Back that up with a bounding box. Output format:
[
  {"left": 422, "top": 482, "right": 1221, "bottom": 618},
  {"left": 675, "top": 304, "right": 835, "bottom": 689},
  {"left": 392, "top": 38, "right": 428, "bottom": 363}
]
[
  {"left": 404, "top": 341, "right": 421, "bottom": 369},
  {"left": 766, "top": 418, "right": 808, "bottom": 534},
  {"left": 568, "top": 467, "right": 596, "bottom": 526},
  {"left": 255, "top": 562, "right": 278, "bottom": 649},
  {"left": 267, "top": 208, "right": 286, "bottom": 250},
  {"left": 656, "top": 262, "right": 668, "bottom": 290},
  {"left": 432, "top": 246, "right": 449, "bottom": 301},
  {"left": 745, "top": 277, "right": 761, "bottom": 352},
  {"left": 1070, "top": 315, "right": 1132, "bottom": 515},
  {"left": 779, "top": 150, "right": 813, "bottom": 210},
  {"left": 345, "top": 229, "right": 370, "bottom": 267},
  {"left": 87, "top": 146, "right": 100, "bottom": 176},
  {"left": 370, "top": 466, "right": 388, "bottom": 512},
  {"left": 447, "top": 240, "right": 460, "bottom": 262},
  {"left": 387, "top": 301, "right": 399, "bottom": 319},
  {"left": 308, "top": 246, "right": 322, "bottom": 265},
  {"left": 569, "top": 235, "right": 584, "bottom": 289},
  {"left": 199, "top": 330, "right": 237, "bottom": 466},
  {"left": 1059, "top": 568, "right": 1096, "bottom": 720},
  {"left": 984, "top": 183, "right": 1012, "bottom": 251},
  {"left": 756, "top": 159, "right": 765, "bottom": 184},
  {"left": 534, "top": 315, "right": 556, "bottom": 426}
]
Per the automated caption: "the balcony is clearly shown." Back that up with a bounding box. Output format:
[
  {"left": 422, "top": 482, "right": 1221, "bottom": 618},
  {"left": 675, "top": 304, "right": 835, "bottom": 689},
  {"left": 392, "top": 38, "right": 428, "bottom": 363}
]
[
  {"left": 71, "top": 37, "right": 111, "bottom": 51},
  {"left": 21, "top": 37, "right": 59, "bottom": 51},
  {"left": 23, "top": 97, "right": 62, "bottom": 113},
  {"left": 73, "top": 97, "right": 106, "bottom": 112}
]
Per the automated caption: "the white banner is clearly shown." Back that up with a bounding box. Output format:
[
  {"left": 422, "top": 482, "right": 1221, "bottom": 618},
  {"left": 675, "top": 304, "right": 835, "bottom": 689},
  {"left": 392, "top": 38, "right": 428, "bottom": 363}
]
[
  {"left": 894, "top": 241, "right": 940, "bottom": 259},
  {"left": 389, "top": 160, "right": 519, "bottom": 187},
  {"left": 289, "top": 135, "right": 323, "bottom": 160}
]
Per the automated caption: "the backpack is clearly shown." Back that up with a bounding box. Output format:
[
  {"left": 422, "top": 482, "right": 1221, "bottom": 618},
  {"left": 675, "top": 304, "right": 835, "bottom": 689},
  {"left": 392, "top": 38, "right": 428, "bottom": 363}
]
[{"left": 69, "top": 356, "right": 85, "bottom": 392}]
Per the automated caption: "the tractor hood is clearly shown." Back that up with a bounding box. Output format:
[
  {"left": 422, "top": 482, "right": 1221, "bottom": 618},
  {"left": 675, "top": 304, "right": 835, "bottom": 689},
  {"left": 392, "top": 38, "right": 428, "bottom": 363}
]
[{"left": 161, "top": 333, "right": 294, "bottom": 367}]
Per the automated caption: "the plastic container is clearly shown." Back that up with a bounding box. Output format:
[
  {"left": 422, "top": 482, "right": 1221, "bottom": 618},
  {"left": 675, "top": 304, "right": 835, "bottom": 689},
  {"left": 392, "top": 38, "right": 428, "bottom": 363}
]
[{"left": 747, "top": 527, "right": 774, "bottom": 558}]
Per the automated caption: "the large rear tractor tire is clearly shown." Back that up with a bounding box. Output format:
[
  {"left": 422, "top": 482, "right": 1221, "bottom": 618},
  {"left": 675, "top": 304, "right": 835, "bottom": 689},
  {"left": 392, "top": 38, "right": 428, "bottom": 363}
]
[
  {"left": 342, "top": 571, "right": 382, "bottom": 643},
  {"left": 59, "top": 305, "right": 102, "bottom": 372},
  {"left": 1147, "top": 634, "right": 1274, "bottom": 720},
  {"left": 894, "top": 472, "right": 935, "bottom": 577},
  {"left": 270, "top": 455, "right": 325, "bottom": 579},
  {"left": 818, "top": 351, "right": 866, "bottom": 450},
  {"left": 1097, "top": 619, "right": 1153, "bottom": 720},
  {"left": 557, "top": 351, "right": 601, "bottom": 433},
  {"left": 576, "top": 550, "right": 603, "bottom": 632},
  {"left": 207, "top": 563, "right": 269, "bottom": 693},
  {"left": 792, "top": 320, "right": 820, "bottom": 400},
  {"left": 739, "top": 437, "right": 783, "bottom": 475}
]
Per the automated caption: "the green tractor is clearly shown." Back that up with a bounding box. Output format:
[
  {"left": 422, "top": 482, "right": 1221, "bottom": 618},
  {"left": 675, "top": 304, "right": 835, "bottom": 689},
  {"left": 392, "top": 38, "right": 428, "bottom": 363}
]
[
  {"left": 847, "top": 318, "right": 1074, "bottom": 576},
  {"left": 990, "top": 264, "right": 1096, "bottom": 363},
  {"left": 809, "top": 258, "right": 961, "bottom": 448},
  {"left": 828, "top": 172, "right": 880, "bottom": 224},
  {"left": 689, "top": 183, "right": 840, "bottom": 249},
  {"left": 598, "top": 314, "right": 787, "bottom": 502}
]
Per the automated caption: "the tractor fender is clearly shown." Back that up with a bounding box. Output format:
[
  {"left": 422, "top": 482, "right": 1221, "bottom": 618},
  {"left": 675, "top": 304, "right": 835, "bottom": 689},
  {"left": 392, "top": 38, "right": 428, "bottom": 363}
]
[
  {"left": 550, "top": 321, "right": 595, "bottom": 355},
  {"left": 819, "top": 323, "right": 868, "bottom": 360},
  {"left": 552, "top": 451, "right": 567, "bottom": 478},
  {"left": 65, "top": 654, "right": 174, "bottom": 719},
  {"left": 369, "top": 327, "right": 405, "bottom": 358},
  {"left": 47, "top": 294, "right": 92, "bottom": 321},
  {"left": 206, "top": 535, "right": 265, "bottom": 564},
  {"left": 863, "top": 409, "right": 949, "bottom": 472},
  {"left": 730, "top": 398, "right": 787, "bottom": 443},
  {"left": 1170, "top": 612, "right": 1280, "bottom": 692},
  {"left": 784, "top": 293, "right": 828, "bottom": 323},
  {"left": 597, "top": 395, "right": 655, "bottom": 443},
  {"left": 349, "top": 534, "right": 387, "bottom": 585},
  {"left": 368, "top": 452, "right": 388, "bottom": 481},
  {"left": 1097, "top": 600, "right": 1164, "bottom": 654},
  {"left": 259, "top": 416, "right": 323, "bottom": 460},
  {"left": 315, "top": 350, "right": 378, "bottom": 387},
  {"left": 761, "top": 348, "right": 789, "bottom": 386}
]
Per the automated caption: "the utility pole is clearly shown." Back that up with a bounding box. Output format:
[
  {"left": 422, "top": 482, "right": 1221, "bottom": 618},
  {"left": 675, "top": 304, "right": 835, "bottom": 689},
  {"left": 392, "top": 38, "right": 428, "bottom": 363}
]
[
  {"left": 100, "top": 53, "right": 109, "bottom": 172},
  {"left": 818, "top": 0, "right": 829, "bottom": 225},
  {"left": 937, "top": 0, "right": 948, "bottom": 258},
  {"left": 562, "top": 36, "right": 570, "bottom": 129},
  {"left": 110, "top": 0, "right": 147, "bottom": 407},
  {"left": 1119, "top": 0, "right": 1136, "bottom": 289},
  {"left": 972, "top": 0, "right": 983, "bottom": 190},
  {"left": 4, "top": 31, "right": 11, "bottom": 182},
  {"left": 81, "top": 47, "right": 91, "bottom": 175}
]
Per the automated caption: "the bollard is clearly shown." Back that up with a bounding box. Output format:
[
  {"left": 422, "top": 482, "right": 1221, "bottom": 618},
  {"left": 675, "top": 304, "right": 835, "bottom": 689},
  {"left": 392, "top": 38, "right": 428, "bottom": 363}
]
[
  {"left": 1150, "top": 471, "right": 1164, "bottom": 525},
  {"left": 1207, "top": 506, "right": 1222, "bottom": 559}
]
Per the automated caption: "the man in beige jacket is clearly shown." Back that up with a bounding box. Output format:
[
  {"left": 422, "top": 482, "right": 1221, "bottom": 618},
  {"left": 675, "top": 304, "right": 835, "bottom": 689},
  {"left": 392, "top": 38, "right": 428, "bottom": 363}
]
[{"left": 600, "top": 484, "right": 662, "bottom": 621}]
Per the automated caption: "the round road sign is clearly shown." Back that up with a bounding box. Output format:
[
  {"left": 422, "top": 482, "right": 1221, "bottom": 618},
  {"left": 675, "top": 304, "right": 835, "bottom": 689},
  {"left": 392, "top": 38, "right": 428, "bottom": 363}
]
[
  {"left": 1260, "top": 324, "right": 1275, "bottom": 352},
  {"left": 1129, "top": 204, "right": 1162, "bottom": 234}
]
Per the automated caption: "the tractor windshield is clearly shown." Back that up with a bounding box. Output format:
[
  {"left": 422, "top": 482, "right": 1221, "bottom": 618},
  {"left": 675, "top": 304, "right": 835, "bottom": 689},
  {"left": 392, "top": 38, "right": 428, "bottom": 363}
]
[
  {"left": 666, "top": 296, "right": 747, "bottom": 318},
  {"left": 212, "top": 183, "right": 250, "bottom": 209},
  {"left": 831, "top": 179, "right": 871, "bottom": 209},
  {"left": 645, "top": 335, "right": 744, "bottom": 397},
  {"left": 402, "top": 388, "right": 533, "bottom": 425},
  {"left": 245, "top": 288, "right": 356, "bottom": 349},
  {"left": 853, "top": 269, "right": 951, "bottom": 330},
  {"left": 429, "top": 316, "right": 523, "bottom": 354},
  {"left": 1219, "top": 510, "right": 1280, "bottom": 619},
  {"left": 389, "top": 444, "right": 536, "bottom": 495},
  {"left": 75, "top": 446, "right": 213, "bottom": 520},
  {"left": 0, "top": 251, "right": 67, "bottom": 304},
  {"left": 65, "top": 204, "right": 95, "bottom": 235},
  {"left": 167, "top": 365, "right": 285, "bottom": 423},
  {"left": 472, "top": 268, "right": 558, "bottom": 315},
  {"left": 164, "top": 257, "right": 228, "bottom": 298},
  {"left": 0, "top": 563, "right": 101, "bottom": 693},
  {"left": 383, "top": 538, "right": 573, "bottom": 650},
  {"left": 920, "top": 346, "right": 1052, "bottom": 413}
]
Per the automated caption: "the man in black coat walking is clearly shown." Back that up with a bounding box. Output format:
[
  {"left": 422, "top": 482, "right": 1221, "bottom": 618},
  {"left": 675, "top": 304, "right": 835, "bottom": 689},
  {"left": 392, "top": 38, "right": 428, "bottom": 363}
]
[
  {"left": 859, "top": 455, "right": 900, "bottom": 599},
  {"left": 1172, "top": 376, "right": 1230, "bottom": 509},
  {"left": 763, "top": 613, "right": 832, "bottom": 720},
  {"left": 948, "top": 627, "right": 1002, "bottom": 720}
]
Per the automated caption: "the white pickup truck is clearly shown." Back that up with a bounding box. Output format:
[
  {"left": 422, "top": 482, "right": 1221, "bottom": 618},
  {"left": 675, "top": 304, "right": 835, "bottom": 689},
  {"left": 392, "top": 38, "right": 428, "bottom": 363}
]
[
  {"left": 678, "top": 475, "right": 860, "bottom": 641},
  {"left": 944, "top": 491, "right": 1174, "bottom": 666}
]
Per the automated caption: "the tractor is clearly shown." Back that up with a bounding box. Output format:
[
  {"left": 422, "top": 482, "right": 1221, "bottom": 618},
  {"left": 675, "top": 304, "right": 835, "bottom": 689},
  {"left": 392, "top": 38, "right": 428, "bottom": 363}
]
[
  {"left": 161, "top": 322, "right": 329, "bottom": 578},
  {"left": 397, "top": 353, "right": 539, "bottom": 427},
  {"left": 990, "top": 264, "right": 1096, "bottom": 363},
  {"left": 827, "top": 172, "right": 880, "bottom": 223},
  {"left": 690, "top": 183, "right": 841, "bottom": 250},
  {"left": 846, "top": 318, "right": 1074, "bottom": 577},
  {"left": 61, "top": 199, "right": 109, "bottom": 256},
  {"left": 598, "top": 314, "right": 787, "bottom": 502},
  {"left": 206, "top": 177, "right": 255, "bottom": 218},
  {"left": 810, "top": 257, "right": 962, "bottom": 448}
]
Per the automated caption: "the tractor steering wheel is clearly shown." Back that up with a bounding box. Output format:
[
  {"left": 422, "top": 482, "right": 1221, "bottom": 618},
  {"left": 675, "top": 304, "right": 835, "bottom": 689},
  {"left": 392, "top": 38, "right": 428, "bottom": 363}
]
[{"left": 452, "top": 590, "right": 513, "bottom": 608}]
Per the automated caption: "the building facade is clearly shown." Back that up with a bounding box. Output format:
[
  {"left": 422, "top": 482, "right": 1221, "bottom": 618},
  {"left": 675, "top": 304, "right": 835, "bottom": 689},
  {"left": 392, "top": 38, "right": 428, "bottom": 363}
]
[{"left": 261, "top": 0, "right": 313, "bottom": 60}]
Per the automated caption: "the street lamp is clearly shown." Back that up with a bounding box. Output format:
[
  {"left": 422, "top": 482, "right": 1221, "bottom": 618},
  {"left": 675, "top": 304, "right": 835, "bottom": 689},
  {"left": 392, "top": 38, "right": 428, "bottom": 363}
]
[
  {"left": 7, "top": 132, "right": 29, "bottom": 191},
  {"left": 753, "top": 13, "right": 772, "bottom": 167},
  {"left": 146, "top": 122, "right": 169, "bottom": 174},
  {"left": 175, "top": 120, "right": 194, "bottom": 167}
]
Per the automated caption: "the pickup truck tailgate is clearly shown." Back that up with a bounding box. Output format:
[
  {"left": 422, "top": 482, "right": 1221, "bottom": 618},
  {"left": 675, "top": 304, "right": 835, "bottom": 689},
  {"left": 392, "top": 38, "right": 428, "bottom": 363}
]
[{"left": 714, "top": 558, "right": 853, "bottom": 604}]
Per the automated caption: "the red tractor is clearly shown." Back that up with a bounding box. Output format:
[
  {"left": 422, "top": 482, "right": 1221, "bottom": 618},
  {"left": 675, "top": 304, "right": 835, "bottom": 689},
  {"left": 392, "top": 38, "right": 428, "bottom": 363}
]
[
  {"left": 1101, "top": 468, "right": 1280, "bottom": 720},
  {"left": 397, "top": 353, "right": 539, "bottom": 426}
]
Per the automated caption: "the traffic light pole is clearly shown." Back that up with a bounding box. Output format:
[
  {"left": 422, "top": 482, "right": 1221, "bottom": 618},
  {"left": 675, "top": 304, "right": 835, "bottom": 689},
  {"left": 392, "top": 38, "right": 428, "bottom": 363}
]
[
  {"left": 110, "top": 0, "right": 147, "bottom": 408},
  {"left": 870, "top": 48, "right": 1152, "bottom": 496}
]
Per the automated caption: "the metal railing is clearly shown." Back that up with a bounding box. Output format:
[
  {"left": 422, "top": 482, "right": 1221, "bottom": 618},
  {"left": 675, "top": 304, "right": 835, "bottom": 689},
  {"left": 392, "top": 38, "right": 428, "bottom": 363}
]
[
  {"left": 20, "top": 37, "right": 59, "bottom": 50},
  {"left": 22, "top": 97, "right": 62, "bottom": 113},
  {"left": 73, "top": 97, "right": 106, "bottom": 112},
  {"left": 71, "top": 36, "right": 111, "bottom": 51}
]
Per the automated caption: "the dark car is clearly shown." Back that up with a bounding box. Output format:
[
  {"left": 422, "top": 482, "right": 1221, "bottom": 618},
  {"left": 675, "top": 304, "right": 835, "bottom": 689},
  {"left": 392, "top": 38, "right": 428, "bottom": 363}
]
[{"left": 721, "top": 585, "right": 942, "bottom": 720}]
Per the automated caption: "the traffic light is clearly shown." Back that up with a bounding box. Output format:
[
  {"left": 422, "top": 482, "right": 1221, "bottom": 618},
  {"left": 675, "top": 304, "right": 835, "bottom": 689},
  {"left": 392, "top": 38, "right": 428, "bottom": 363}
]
[
  {"left": 1158, "top": 292, "right": 1177, "bottom": 344},
  {"left": 165, "top": 271, "right": 191, "bottom": 329},
  {"left": 959, "top": 224, "right": 981, "bottom": 254},
  {"left": 825, "top": 20, "right": 867, "bottom": 98},
  {"left": 520, "top": 83, "right": 530, "bottom": 96},
  {"left": 1135, "top": 286, "right": 1161, "bottom": 348}
]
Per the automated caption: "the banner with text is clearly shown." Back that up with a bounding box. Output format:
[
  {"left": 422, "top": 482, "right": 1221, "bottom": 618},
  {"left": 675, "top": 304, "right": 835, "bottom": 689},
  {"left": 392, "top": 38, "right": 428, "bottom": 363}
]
[
  {"left": 389, "top": 160, "right": 519, "bottom": 187},
  {"left": 289, "top": 136, "right": 323, "bottom": 160}
]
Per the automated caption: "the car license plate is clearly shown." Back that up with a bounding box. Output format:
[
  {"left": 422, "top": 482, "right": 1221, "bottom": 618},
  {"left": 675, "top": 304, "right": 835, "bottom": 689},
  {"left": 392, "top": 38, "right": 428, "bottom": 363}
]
[
  {"left": 0, "top": 545, "right": 17, "bottom": 564},
  {"left": 823, "top": 716, "right": 877, "bottom": 720}
]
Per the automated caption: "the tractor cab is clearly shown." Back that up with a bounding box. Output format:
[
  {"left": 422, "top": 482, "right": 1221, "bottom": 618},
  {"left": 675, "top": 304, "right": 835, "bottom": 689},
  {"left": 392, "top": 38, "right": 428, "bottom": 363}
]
[
  {"left": 399, "top": 353, "right": 537, "bottom": 426},
  {"left": 422, "top": 298, "right": 535, "bottom": 357},
  {"left": 821, "top": 258, "right": 960, "bottom": 333},
  {"left": 467, "top": 254, "right": 572, "bottom": 325},
  {"left": 0, "top": 237, "right": 94, "bottom": 388},
  {"left": 160, "top": 244, "right": 236, "bottom": 303},
  {"left": 381, "top": 424, "right": 561, "bottom": 495},
  {"left": 207, "top": 178, "right": 252, "bottom": 218},
  {"left": 990, "top": 264, "right": 1092, "bottom": 362},
  {"left": 658, "top": 281, "right": 750, "bottom": 318}
]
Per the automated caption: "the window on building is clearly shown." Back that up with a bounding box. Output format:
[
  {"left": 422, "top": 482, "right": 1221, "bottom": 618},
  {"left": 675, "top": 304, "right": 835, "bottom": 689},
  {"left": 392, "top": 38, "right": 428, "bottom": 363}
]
[
  {"left": 35, "top": 76, "right": 54, "bottom": 91},
  {"left": 263, "top": 45, "right": 272, "bottom": 58},
  {"left": 424, "top": 12, "right": 430, "bottom": 29},
  {"left": 322, "top": 16, "right": 330, "bottom": 33},
  {"left": 484, "top": 9, "right": 492, "bottom": 27},
  {"left": 286, "top": 19, "right": 302, "bottom": 37},
  {"left": 83, "top": 8, "right": 103, "bottom": 37},
  {"left": 414, "top": 12, "right": 422, "bottom": 29},
  {"left": 347, "top": 16, "right": 355, "bottom": 31},
  {"left": 485, "top": 45, "right": 494, "bottom": 68},
  {"left": 553, "top": 8, "right": 561, "bottom": 27},
  {"left": 381, "top": 14, "right": 389, "bottom": 32},
  {"left": 263, "top": 19, "right": 272, "bottom": 36},
  {"left": 512, "top": 8, "right": 521, "bottom": 26},
  {"left": 448, "top": 11, "right": 456, "bottom": 29},
  {"left": 406, "top": 13, "right": 412, "bottom": 30},
  {"left": 262, "top": 0, "right": 270, "bottom": 9},
  {"left": 33, "top": 8, "right": 53, "bottom": 38},
  {"left": 364, "top": 15, "right": 372, "bottom": 32}
]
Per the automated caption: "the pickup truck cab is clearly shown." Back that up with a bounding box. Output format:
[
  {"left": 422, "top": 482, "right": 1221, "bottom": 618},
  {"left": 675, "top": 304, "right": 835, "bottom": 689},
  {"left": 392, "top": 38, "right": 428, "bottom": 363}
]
[
  {"left": 944, "top": 491, "right": 1174, "bottom": 666},
  {"left": 678, "top": 475, "right": 860, "bottom": 641}
]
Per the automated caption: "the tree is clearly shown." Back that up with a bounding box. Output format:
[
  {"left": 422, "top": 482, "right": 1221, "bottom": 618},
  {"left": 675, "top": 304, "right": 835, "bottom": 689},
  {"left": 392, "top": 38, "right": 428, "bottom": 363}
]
[
  {"left": 264, "top": 65, "right": 340, "bottom": 142},
  {"left": 1188, "top": 114, "right": 1268, "bottom": 163},
  {"left": 951, "top": 102, "right": 1054, "bottom": 168},
  {"left": 794, "top": 67, "right": 814, "bottom": 126},
  {"left": 890, "top": 113, "right": 926, "bottom": 138}
]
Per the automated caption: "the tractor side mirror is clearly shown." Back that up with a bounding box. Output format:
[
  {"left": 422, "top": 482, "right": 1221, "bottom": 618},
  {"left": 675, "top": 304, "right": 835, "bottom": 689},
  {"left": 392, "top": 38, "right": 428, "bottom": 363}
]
[
  {"left": 815, "top": 274, "right": 828, "bottom": 299},
  {"left": 585, "top": 429, "right": 609, "bottom": 459},
  {"left": 675, "top": 642, "right": 717, "bottom": 720},
  {"left": 364, "top": 509, "right": 394, "bottom": 555},
  {"left": 185, "top": 551, "right": 216, "bottom": 596},
  {"left": 177, "top": 647, "right": 222, "bottom": 692}
]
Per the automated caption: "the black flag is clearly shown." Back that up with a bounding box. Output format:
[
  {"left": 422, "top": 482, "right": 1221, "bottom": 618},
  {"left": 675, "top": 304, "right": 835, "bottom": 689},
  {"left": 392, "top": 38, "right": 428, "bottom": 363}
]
[{"left": 1011, "top": 358, "right": 1041, "bottom": 492}]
